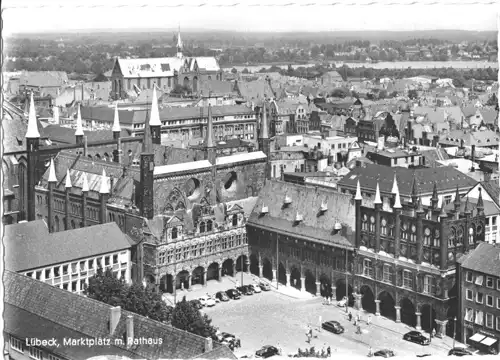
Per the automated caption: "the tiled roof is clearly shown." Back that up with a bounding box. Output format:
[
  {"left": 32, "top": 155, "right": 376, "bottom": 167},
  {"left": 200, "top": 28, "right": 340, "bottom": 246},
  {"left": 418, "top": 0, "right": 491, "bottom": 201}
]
[
  {"left": 19, "top": 71, "right": 68, "bottom": 87},
  {"left": 444, "top": 197, "right": 497, "bottom": 217},
  {"left": 441, "top": 130, "right": 499, "bottom": 147},
  {"left": 81, "top": 105, "right": 147, "bottom": 125},
  {"left": 159, "top": 105, "right": 254, "bottom": 122},
  {"left": 216, "top": 151, "right": 267, "bottom": 166},
  {"left": 5, "top": 222, "right": 132, "bottom": 272},
  {"left": 337, "top": 163, "right": 477, "bottom": 197},
  {"left": 420, "top": 148, "right": 450, "bottom": 167},
  {"left": 2, "top": 117, "right": 46, "bottom": 153},
  {"left": 117, "top": 57, "right": 184, "bottom": 78},
  {"left": 199, "top": 80, "right": 235, "bottom": 96},
  {"left": 479, "top": 108, "right": 498, "bottom": 125},
  {"left": 248, "top": 180, "right": 355, "bottom": 248},
  {"left": 4, "top": 270, "right": 214, "bottom": 360},
  {"left": 191, "top": 57, "right": 221, "bottom": 72},
  {"left": 481, "top": 179, "right": 500, "bottom": 207},
  {"left": 43, "top": 125, "right": 129, "bottom": 144},
  {"left": 154, "top": 160, "right": 212, "bottom": 176},
  {"left": 457, "top": 242, "right": 500, "bottom": 276},
  {"left": 236, "top": 80, "right": 274, "bottom": 101}
]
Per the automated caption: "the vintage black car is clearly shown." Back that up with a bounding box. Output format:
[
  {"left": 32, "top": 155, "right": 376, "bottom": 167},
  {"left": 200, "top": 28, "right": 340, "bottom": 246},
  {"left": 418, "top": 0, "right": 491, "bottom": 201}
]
[
  {"left": 226, "top": 288, "right": 241, "bottom": 300},
  {"left": 373, "top": 349, "right": 395, "bottom": 358},
  {"left": 321, "top": 320, "right": 345, "bottom": 334},
  {"left": 403, "top": 331, "right": 430, "bottom": 345},
  {"left": 255, "top": 345, "right": 280, "bottom": 358},
  {"left": 448, "top": 347, "right": 473, "bottom": 357}
]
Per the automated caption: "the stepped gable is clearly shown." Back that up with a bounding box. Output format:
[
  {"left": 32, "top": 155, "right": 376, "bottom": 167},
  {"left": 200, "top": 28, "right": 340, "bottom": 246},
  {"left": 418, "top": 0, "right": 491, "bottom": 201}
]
[{"left": 248, "top": 180, "right": 355, "bottom": 248}]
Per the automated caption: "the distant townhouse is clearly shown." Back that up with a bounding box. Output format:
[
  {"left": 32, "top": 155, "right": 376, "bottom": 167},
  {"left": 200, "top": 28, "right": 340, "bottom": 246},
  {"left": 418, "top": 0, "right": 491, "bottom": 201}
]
[
  {"left": 269, "top": 99, "right": 310, "bottom": 135},
  {"left": 14, "top": 71, "right": 69, "bottom": 98},
  {"left": 4, "top": 221, "right": 133, "bottom": 295},
  {"left": 365, "top": 147, "right": 424, "bottom": 168},
  {"left": 456, "top": 243, "right": 500, "bottom": 355}
]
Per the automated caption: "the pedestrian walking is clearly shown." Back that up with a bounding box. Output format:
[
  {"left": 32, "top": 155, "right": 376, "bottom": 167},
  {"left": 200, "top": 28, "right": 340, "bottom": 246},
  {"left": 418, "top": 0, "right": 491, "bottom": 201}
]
[
  {"left": 353, "top": 319, "right": 357, "bottom": 326},
  {"left": 367, "top": 315, "right": 372, "bottom": 326},
  {"left": 356, "top": 325, "right": 362, "bottom": 335},
  {"left": 348, "top": 312, "right": 353, "bottom": 322},
  {"left": 327, "top": 346, "right": 331, "bottom": 357},
  {"left": 431, "top": 328, "right": 436, "bottom": 338},
  {"left": 356, "top": 313, "right": 361, "bottom": 323}
]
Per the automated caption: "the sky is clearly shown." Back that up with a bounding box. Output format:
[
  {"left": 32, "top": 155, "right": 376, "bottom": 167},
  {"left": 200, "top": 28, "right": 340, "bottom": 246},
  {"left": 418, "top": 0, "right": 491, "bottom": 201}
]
[{"left": 2, "top": 0, "right": 498, "bottom": 35}]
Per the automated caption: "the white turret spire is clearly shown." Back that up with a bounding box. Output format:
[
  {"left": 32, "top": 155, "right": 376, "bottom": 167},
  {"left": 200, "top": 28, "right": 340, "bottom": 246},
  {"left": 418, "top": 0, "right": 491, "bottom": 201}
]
[
  {"left": 81, "top": 172, "right": 89, "bottom": 192},
  {"left": 48, "top": 158, "right": 57, "bottom": 183},
  {"left": 176, "top": 25, "right": 183, "bottom": 58},
  {"left": 391, "top": 173, "right": 399, "bottom": 194},
  {"left": 65, "top": 169, "right": 72, "bottom": 188},
  {"left": 26, "top": 92, "right": 40, "bottom": 138},
  {"left": 112, "top": 103, "right": 121, "bottom": 132},
  {"left": 393, "top": 187, "right": 402, "bottom": 209},
  {"left": 355, "top": 180, "right": 363, "bottom": 201},
  {"left": 374, "top": 182, "right": 382, "bottom": 204},
  {"left": 99, "top": 169, "right": 109, "bottom": 194},
  {"left": 75, "top": 104, "right": 84, "bottom": 136},
  {"left": 149, "top": 86, "right": 161, "bottom": 126}
]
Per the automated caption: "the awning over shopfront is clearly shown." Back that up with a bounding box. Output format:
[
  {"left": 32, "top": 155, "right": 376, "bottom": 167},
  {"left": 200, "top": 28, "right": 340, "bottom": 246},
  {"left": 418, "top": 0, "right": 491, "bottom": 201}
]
[
  {"left": 480, "top": 337, "right": 498, "bottom": 347},
  {"left": 469, "top": 333, "right": 486, "bottom": 342}
]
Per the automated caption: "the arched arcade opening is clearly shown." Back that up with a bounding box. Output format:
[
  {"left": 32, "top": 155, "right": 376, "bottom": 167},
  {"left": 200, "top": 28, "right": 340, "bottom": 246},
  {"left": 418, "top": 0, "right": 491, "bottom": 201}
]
[
  {"left": 207, "top": 262, "right": 219, "bottom": 281},
  {"left": 290, "top": 266, "right": 301, "bottom": 290},
  {"left": 250, "top": 254, "right": 259, "bottom": 276},
  {"left": 262, "top": 258, "right": 273, "bottom": 281},
  {"left": 420, "top": 304, "right": 437, "bottom": 332},
  {"left": 176, "top": 270, "right": 190, "bottom": 290},
  {"left": 278, "top": 262, "right": 287, "bottom": 286},
  {"left": 235, "top": 255, "right": 248, "bottom": 272},
  {"left": 360, "top": 285, "right": 376, "bottom": 314},
  {"left": 400, "top": 298, "right": 417, "bottom": 328},
  {"left": 222, "top": 259, "right": 234, "bottom": 277},
  {"left": 319, "top": 274, "right": 332, "bottom": 298},
  {"left": 378, "top": 291, "right": 396, "bottom": 320},
  {"left": 192, "top": 266, "right": 205, "bottom": 286},
  {"left": 305, "top": 270, "right": 316, "bottom": 295},
  {"left": 335, "top": 278, "right": 354, "bottom": 306}
]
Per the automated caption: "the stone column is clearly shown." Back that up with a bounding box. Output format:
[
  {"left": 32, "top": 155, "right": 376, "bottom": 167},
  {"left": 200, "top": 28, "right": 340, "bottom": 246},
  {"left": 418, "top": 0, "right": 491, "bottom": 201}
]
[
  {"left": 203, "top": 271, "right": 207, "bottom": 287},
  {"left": 245, "top": 260, "right": 250, "bottom": 273},
  {"left": 272, "top": 269, "right": 277, "bottom": 283},
  {"left": 395, "top": 306, "right": 401, "bottom": 323},
  {"left": 187, "top": 275, "right": 192, "bottom": 291},
  {"left": 315, "top": 282, "right": 321, "bottom": 296},
  {"left": 232, "top": 263, "right": 237, "bottom": 277},
  {"left": 375, "top": 300, "right": 381, "bottom": 316},
  {"left": 171, "top": 277, "right": 176, "bottom": 293},
  {"left": 415, "top": 312, "right": 422, "bottom": 330},
  {"left": 285, "top": 273, "right": 291, "bottom": 287},
  {"left": 300, "top": 277, "right": 306, "bottom": 292},
  {"left": 435, "top": 319, "right": 448, "bottom": 339},
  {"left": 332, "top": 286, "right": 336, "bottom": 299},
  {"left": 258, "top": 265, "right": 263, "bottom": 278},
  {"left": 218, "top": 267, "right": 222, "bottom": 282},
  {"left": 354, "top": 293, "right": 363, "bottom": 311}
]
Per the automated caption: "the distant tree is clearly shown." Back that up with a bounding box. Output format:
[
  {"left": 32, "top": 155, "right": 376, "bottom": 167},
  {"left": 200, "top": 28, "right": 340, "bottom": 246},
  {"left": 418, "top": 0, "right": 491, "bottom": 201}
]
[
  {"left": 486, "top": 93, "right": 498, "bottom": 107},
  {"left": 330, "top": 88, "right": 349, "bottom": 98},
  {"left": 170, "top": 297, "right": 218, "bottom": 340},
  {"left": 231, "top": 67, "right": 238, "bottom": 74},
  {"left": 171, "top": 84, "right": 192, "bottom": 95},
  {"left": 242, "top": 68, "right": 249, "bottom": 74},
  {"left": 408, "top": 89, "right": 419, "bottom": 100}
]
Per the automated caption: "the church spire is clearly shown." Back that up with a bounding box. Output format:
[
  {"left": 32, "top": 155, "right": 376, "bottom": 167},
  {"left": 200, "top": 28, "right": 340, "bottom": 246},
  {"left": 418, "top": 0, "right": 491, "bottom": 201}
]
[
  {"left": 176, "top": 25, "right": 183, "bottom": 58},
  {"left": 26, "top": 92, "right": 40, "bottom": 138}
]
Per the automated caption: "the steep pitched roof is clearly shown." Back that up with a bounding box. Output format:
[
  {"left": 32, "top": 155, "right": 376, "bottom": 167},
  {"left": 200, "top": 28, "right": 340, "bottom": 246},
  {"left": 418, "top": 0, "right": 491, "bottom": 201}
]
[
  {"left": 116, "top": 57, "right": 184, "bottom": 78},
  {"left": 481, "top": 179, "right": 500, "bottom": 207},
  {"left": 2, "top": 117, "right": 46, "bottom": 153},
  {"left": 5, "top": 222, "right": 132, "bottom": 272},
  {"left": 457, "top": 242, "right": 500, "bottom": 276},
  {"left": 248, "top": 180, "right": 355, "bottom": 248},
  {"left": 4, "top": 270, "right": 218, "bottom": 360},
  {"left": 19, "top": 71, "right": 68, "bottom": 87},
  {"left": 43, "top": 125, "right": 129, "bottom": 144}
]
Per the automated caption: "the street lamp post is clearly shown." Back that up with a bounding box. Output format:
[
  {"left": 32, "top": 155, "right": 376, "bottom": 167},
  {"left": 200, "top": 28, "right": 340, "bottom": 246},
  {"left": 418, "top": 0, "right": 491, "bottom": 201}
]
[
  {"left": 241, "top": 252, "right": 244, "bottom": 286},
  {"left": 345, "top": 249, "right": 349, "bottom": 313},
  {"left": 276, "top": 235, "right": 279, "bottom": 290},
  {"left": 453, "top": 316, "right": 457, "bottom": 348}
]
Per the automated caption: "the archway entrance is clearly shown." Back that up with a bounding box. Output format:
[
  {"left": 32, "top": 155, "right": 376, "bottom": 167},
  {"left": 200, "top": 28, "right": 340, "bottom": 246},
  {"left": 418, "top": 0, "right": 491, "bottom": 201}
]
[
  {"left": 360, "top": 285, "right": 376, "bottom": 314},
  {"left": 159, "top": 274, "right": 170, "bottom": 293},
  {"left": 250, "top": 254, "right": 259, "bottom": 276},
  {"left": 305, "top": 270, "right": 316, "bottom": 295},
  {"left": 378, "top": 291, "right": 396, "bottom": 320},
  {"left": 278, "top": 262, "right": 287, "bottom": 286},
  {"left": 207, "top": 262, "right": 219, "bottom": 281},
  {"left": 400, "top": 298, "right": 417, "bottom": 328},
  {"left": 165, "top": 274, "right": 174, "bottom": 293},
  {"left": 235, "top": 255, "right": 248, "bottom": 272},
  {"left": 319, "top": 274, "right": 332, "bottom": 298},
  {"left": 192, "top": 266, "right": 204, "bottom": 286},
  {"left": 335, "top": 279, "right": 353, "bottom": 305},
  {"left": 446, "top": 305, "right": 458, "bottom": 337},
  {"left": 176, "top": 270, "right": 190, "bottom": 290},
  {"left": 193, "top": 76, "right": 198, "bottom": 93},
  {"left": 262, "top": 258, "right": 273, "bottom": 281},
  {"left": 222, "top": 259, "right": 234, "bottom": 277},
  {"left": 290, "top": 267, "right": 301, "bottom": 290},
  {"left": 420, "top": 304, "right": 437, "bottom": 332},
  {"left": 183, "top": 77, "right": 190, "bottom": 89}
]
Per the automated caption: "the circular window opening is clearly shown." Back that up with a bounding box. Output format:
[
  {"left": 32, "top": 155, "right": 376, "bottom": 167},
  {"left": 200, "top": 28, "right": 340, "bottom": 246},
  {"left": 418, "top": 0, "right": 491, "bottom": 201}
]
[{"left": 224, "top": 171, "right": 238, "bottom": 191}]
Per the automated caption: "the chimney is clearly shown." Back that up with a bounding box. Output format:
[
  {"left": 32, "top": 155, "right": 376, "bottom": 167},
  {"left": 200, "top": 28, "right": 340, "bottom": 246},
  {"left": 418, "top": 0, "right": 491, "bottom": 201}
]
[
  {"left": 471, "top": 144, "right": 476, "bottom": 172},
  {"left": 204, "top": 337, "right": 213, "bottom": 353},
  {"left": 126, "top": 315, "right": 134, "bottom": 344},
  {"left": 109, "top": 306, "right": 121, "bottom": 335},
  {"left": 83, "top": 136, "right": 88, "bottom": 157}
]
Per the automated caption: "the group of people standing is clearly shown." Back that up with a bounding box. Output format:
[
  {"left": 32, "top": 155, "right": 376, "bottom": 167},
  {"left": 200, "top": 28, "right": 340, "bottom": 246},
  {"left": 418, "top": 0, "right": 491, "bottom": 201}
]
[{"left": 347, "top": 311, "right": 372, "bottom": 334}]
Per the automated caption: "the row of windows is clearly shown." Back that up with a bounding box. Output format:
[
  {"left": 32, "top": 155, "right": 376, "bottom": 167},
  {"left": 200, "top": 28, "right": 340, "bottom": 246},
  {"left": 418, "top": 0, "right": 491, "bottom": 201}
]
[
  {"left": 464, "top": 309, "right": 500, "bottom": 330},
  {"left": 109, "top": 212, "right": 126, "bottom": 228},
  {"left": 465, "top": 272, "right": 500, "bottom": 289},
  {"left": 465, "top": 289, "right": 500, "bottom": 308},
  {"left": 158, "top": 233, "right": 247, "bottom": 264}
]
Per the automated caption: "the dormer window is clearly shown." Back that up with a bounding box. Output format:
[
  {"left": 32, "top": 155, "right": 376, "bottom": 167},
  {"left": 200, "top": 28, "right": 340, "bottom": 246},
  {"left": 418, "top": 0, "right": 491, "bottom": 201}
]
[
  {"left": 232, "top": 214, "right": 238, "bottom": 226},
  {"left": 295, "top": 212, "right": 303, "bottom": 223},
  {"left": 200, "top": 221, "right": 206, "bottom": 233},
  {"left": 207, "top": 220, "right": 213, "bottom": 232},
  {"left": 284, "top": 195, "right": 292, "bottom": 205},
  {"left": 320, "top": 202, "right": 328, "bottom": 212},
  {"left": 172, "top": 227, "right": 178, "bottom": 239},
  {"left": 261, "top": 204, "right": 269, "bottom": 214}
]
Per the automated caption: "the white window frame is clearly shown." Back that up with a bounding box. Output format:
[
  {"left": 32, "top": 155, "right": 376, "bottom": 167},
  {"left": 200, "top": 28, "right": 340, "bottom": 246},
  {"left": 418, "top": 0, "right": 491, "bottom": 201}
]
[
  {"left": 486, "top": 276, "right": 494, "bottom": 288},
  {"left": 403, "top": 270, "right": 413, "bottom": 289},
  {"left": 476, "top": 292, "right": 484, "bottom": 304},
  {"left": 48, "top": 355, "right": 63, "bottom": 360},
  {"left": 382, "top": 264, "right": 391, "bottom": 283},
  {"left": 485, "top": 313, "right": 494, "bottom": 329},
  {"left": 363, "top": 259, "right": 373, "bottom": 278},
  {"left": 464, "top": 307, "right": 474, "bottom": 322},
  {"left": 29, "top": 346, "right": 43, "bottom": 360},
  {"left": 466, "top": 289, "right": 473, "bottom": 301},
  {"left": 497, "top": 279, "right": 500, "bottom": 290},
  {"left": 423, "top": 275, "right": 435, "bottom": 294},
  {"left": 475, "top": 275, "right": 483, "bottom": 286},
  {"left": 497, "top": 297, "right": 500, "bottom": 309},
  {"left": 486, "top": 294, "right": 493, "bottom": 307},
  {"left": 475, "top": 310, "right": 484, "bottom": 325},
  {"left": 10, "top": 336, "right": 23, "bottom": 352},
  {"left": 497, "top": 316, "right": 500, "bottom": 331}
]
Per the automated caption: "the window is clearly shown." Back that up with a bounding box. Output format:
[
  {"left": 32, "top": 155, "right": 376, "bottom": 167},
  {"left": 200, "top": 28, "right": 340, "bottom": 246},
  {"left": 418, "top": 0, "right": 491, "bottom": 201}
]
[
  {"left": 476, "top": 292, "right": 484, "bottom": 304},
  {"left": 485, "top": 313, "right": 494, "bottom": 328},
  {"left": 232, "top": 214, "right": 238, "bottom": 226},
  {"left": 48, "top": 355, "right": 63, "bottom": 360},
  {"left": 444, "top": 195, "right": 452, "bottom": 205},
  {"left": 382, "top": 265, "right": 392, "bottom": 283},
  {"left": 403, "top": 270, "right": 413, "bottom": 289},
  {"left": 54, "top": 267, "right": 60, "bottom": 277},
  {"left": 36, "top": 271, "right": 42, "bottom": 280},
  {"left": 45, "top": 268, "right": 51, "bottom": 279},
  {"left": 158, "top": 251, "right": 165, "bottom": 264},
  {"left": 486, "top": 276, "right": 494, "bottom": 288},
  {"left": 498, "top": 279, "right": 500, "bottom": 290},
  {"left": 466, "top": 289, "right": 473, "bottom": 301},
  {"left": 363, "top": 259, "right": 373, "bottom": 278},
  {"left": 105, "top": 256, "right": 110, "bottom": 266},
  {"left": 497, "top": 297, "right": 500, "bottom": 309},
  {"left": 466, "top": 271, "right": 473, "bottom": 282},
  {"left": 10, "top": 336, "right": 23, "bottom": 352},
  {"left": 172, "top": 227, "right": 178, "bottom": 239},
  {"left": 475, "top": 275, "right": 483, "bottom": 286},
  {"left": 89, "top": 259, "right": 94, "bottom": 269},
  {"left": 486, "top": 295, "right": 493, "bottom": 307},
  {"left": 423, "top": 275, "right": 435, "bottom": 294},
  {"left": 475, "top": 310, "right": 484, "bottom": 325},
  {"left": 464, "top": 308, "right": 474, "bottom": 322},
  {"left": 207, "top": 220, "right": 213, "bottom": 232},
  {"left": 199, "top": 222, "right": 206, "bottom": 233},
  {"left": 62, "top": 265, "right": 68, "bottom": 275}
]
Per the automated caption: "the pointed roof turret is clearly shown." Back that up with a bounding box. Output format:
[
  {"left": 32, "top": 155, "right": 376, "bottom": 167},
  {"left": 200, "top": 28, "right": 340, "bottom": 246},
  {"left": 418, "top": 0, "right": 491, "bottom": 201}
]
[
  {"left": 355, "top": 180, "right": 363, "bottom": 201},
  {"left": 81, "top": 172, "right": 89, "bottom": 192},
  {"left": 374, "top": 182, "right": 382, "bottom": 205},
  {"left": 477, "top": 187, "right": 484, "bottom": 216},
  {"left": 393, "top": 187, "right": 402, "bottom": 209},
  {"left": 75, "top": 105, "right": 84, "bottom": 136},
  {"left": 439, "top": 201, "right": 448, "bottom": 218},
  {"left": 47, "top": 158, "right": 57, "bottom": 183},
  {"left": 432, "top": 182, "right": 439, "bottom": 202},
  {"left": 416, "top": 196, "right": 424, "bottom": 213},
  {"left": 391, "top": 173, "right": 399, "bottom": 194},
  {"left": 149, "top": 86, "right": 161, "bottom": 126},
  {"left": 65, "top": 169, "right": 72, "bottom": 188},
  {"left": 464, "top": 196, "right": 471, "bottom": 214},
  {"left": 177, "top": 25, "right": 183, "bottom": 49},
  {"left": 260, "top": 102, "right": 269, "bottom": 139},
  {"left": 206, "top": 104, "right": 214, "bottom": 148},
  {"left": 26, "top": 92, "right": 40, "bottom": 138},
  {"left": 142, "top": 108, "right": 153, "bottom": 153},
  {"left": 112, "top": 103, "right": 121, "bottom": 132},
  {"left": 99, "top": 169, "right": 109, "bottom": 194},
  {"left": 454, "top": 185, "right": 461, "bottom": 206},
  {"left": 411, "top": 176, "right": 418, "bottom": 197}
]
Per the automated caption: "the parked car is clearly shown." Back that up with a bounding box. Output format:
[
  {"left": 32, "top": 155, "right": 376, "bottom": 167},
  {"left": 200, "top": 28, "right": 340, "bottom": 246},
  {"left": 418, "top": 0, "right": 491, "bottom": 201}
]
[
  {"left": 226, "top": 289, "right": 241, "bottom": 300},
  {"left": 416, "top": 355, "right": 431, "bottom": 358},
  {"left": 198, "top": 295, "right": 216, "bottom": 307},
  {"left": 337, "top": 296, "right": 348, "bottom": 307},
  {"left": 255, "top": 345, "right": 280, "bottom": 358},
  {"left": 448, "top": 347, "right": 473, "bottom": 356},
  {"left": 321, "top": 320, "right": 345, "bottom": 334},
  {"left": 218, "top": 332, "right": 241, "bottom": 349},
  {"left": 189, "top": 299, "right": 203, "bottom": 310},
  {"left": 215, "top": 291, "right": 230, "bottom": 302},
  {"left": 373, "top": 349, "right": 395, "bottom": 358},
  {"left": 403, "top": 331, "right": 430, "bottom": 345},
  {"left": 249, "top": 284, "right": 262, "bottom": 293},
  {"left": 259, "top": 282, "right": 271, "bottom": 291},
  {"left": 208, "top": 293, "right": 220, "bottom": 303},
  {"left": 237, "top": 285, "right": 253, "bottom": 296}
]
